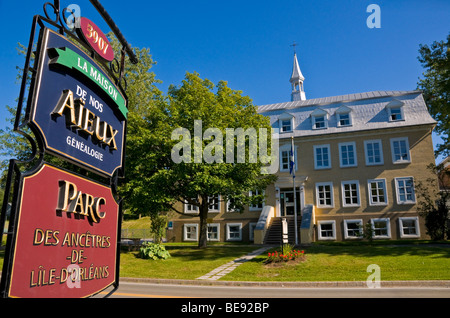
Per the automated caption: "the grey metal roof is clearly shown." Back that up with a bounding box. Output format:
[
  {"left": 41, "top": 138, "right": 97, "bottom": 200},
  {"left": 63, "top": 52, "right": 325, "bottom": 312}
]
[
  {"left": 258, "top": 90, "right": 417, "bottom": 112},
  {"left": 257, "top": 90, "right": 436, "bottom": 138}
]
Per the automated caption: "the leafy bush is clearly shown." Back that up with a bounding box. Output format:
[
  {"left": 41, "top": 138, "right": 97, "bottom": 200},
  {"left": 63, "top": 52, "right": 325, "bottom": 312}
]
[
  {"left": 359, "top": 222, "right": 375, "bottom": 242},
  {"left": 150, "top": 214, "right": 168, "bottom": 244},
  {"left": 139, "top": 242, "right": 171, "bottom": 260}
]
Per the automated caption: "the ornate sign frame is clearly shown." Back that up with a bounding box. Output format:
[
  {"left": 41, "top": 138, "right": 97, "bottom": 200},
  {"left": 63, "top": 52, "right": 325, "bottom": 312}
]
[{"left": 0, "top": 0, "right": 138, "bottom": 298}]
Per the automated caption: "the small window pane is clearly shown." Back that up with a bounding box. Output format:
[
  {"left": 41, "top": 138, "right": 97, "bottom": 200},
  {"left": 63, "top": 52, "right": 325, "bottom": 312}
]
[
  {"left": 281, "top": 119, "right": 292, "bottom": 132},
  {"left": 390, "top": 108, "right": 403, "bottom": 121},
  {"left": 314, "top": 116, "right": 325, "bottom": 129},
  {"left": 368, "top": 180, "right": 387, "bottom": 205},
  {"left": 373, "top": 220, "right": 388, "bottom": 236},
  {"left": 315, "top": 145, "right": 330, "bottom": 169},
  {"left": 339, "top": 113, "right": 350, "bottom": 126},
  {"left": 207, "top": 225, "right": 219, "bottom": 240},
  {"left": 320, "top": 223, "right": 333, "bottom": 237},
  {"left": 340, "top": 143, "right": 356, "bottom": 167},
  {"left": 396, "top": 177, "right": 415, "bottom": 203},
  {"left": 365, "top": 140, "right": 383, "bottom": 165},
  {"left": 317, "top": 183, "right": 333, "bottom": 207},
  {"left": 402, "top": 220, "right": 416, "bottom": 235},
  {"left": 346, "top": 221, "right": 362, "bottom": 238},
  {"left": 392, "top": 138, "right": 410, "bottom": 163},
  {"left": 281, "top": 150, "right": 290, "bottom": 170}
]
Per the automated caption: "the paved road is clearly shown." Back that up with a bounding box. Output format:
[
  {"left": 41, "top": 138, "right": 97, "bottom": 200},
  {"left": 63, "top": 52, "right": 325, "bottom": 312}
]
[
  {"left": 97, "top": 281, "right": 450, "bottom": 298},
  {"left": 94, "top": 247, "right": 450, "bottom": 300}
]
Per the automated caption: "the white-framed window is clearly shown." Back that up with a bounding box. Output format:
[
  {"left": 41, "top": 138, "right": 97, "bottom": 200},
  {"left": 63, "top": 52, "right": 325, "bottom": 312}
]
[
  {"left": 316, "top": 182, "right": 334, "bottom": 208},
  {"left": 386, "top": 99, "right": 405, "bottom": 122},
  {"left": 339, "top": 142, "right": 357, "bottom": 167},
  {"left": 364, "top": 139, "right": 384, "bottom": 166},
  {"left": 280, "top": 143, "right": 297, "bottom": 172},
  {"left": 395, "top": 177, "right": 416, "bottom": 204},
  {"left": 249, "top": 190, "right": 264, "bottom": 211},
  {"left": 371, "top": 218, "right": 391, "bottom": 239},
  {"left": 389, "top": 107, "right": 403, "bottom": 121},
  {"left": 318, "top": 220, "right": 336, "bottom": 240},
  {"left": 226, "top": 223, "right": 242, "bottom": 241},
  {"left": 184, "top": 198, "right": 199, "bottom": 214},
  {"left": 399, "top": 217, "right": 420, "bottom": 238},
  {"left": 336, "top": 106, "right": 353, "bottom": 127},
  {"left": 314, "top": 144, "right": 331, "bottom": 170},
  {"left": 249, "top": 222, "right": 257, "bottom": 241},
  {"left": 312, "top": 115, "right": 326, "bottom": 129},
  {"left": 337, "top": 113, "right": 351, "bottom": 127},
  {"left": 368, "top": 179, "right": 388, "bottom": 206},
  {"left": 341, "top": 180, "right": 360, "bottom": 207},
  {"left": 278, "top": 113, "right": 294, "bottom": 133},
  {"left": 281, "top": 119, "right": 293, "bottom": 132},
  {"left": 390, "top": 137, "right": 411, "bottom": 164},
  {"left": 207, "top": 223, "right": 220, "bottom": 241},
  {"left": 208, "top": 195, "right": 221, "bottom": 212},
  {"left": 281, "top": 150, "right": 290, "bottom": 171},
  {"left": 344, "top": 219, "right": 363, "bottom": 239},
  {"left": 183, "top": 223, "right": 198, "bottom": 241},
  {"left": 311, "top": 109, "right": 328, "bottom": 130}
]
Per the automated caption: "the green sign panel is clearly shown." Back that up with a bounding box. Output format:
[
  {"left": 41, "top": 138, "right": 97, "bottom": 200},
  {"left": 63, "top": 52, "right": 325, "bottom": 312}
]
[{"left": 50, "top": 47, "right": 128, "bottom": 119}]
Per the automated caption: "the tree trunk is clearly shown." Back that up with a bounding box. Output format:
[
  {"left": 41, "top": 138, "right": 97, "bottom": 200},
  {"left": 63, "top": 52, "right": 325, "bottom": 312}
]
[{"left": 198, "top": 201, "right": 209, "bottom": 248}]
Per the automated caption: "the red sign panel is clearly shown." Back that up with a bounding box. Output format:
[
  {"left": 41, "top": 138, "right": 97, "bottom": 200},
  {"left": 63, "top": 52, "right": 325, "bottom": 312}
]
[
  {"left": 78, "top": 17, "right": 115, "bottom": 62},
  {"left": 7, "top": 164, "right": 119, "bottom": 298}
]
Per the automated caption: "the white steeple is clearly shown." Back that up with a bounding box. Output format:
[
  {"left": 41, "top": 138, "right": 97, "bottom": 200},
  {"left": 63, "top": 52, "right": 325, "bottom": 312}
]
[{"left": 290, "top": 52, "right": 306, "bottom": 101}]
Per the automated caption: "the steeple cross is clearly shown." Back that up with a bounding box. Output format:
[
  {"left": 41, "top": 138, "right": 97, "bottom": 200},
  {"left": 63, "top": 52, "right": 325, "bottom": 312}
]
[{"left": 290, "top": 41, "right": 298, "bottom": 54}]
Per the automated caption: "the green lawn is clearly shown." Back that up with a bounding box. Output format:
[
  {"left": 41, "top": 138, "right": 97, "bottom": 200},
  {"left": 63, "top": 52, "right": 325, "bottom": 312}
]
[
  {"left": 119, "top": 245, "right": 258, "bottom": 280},
  {"left": 225, "top": 244, "right": 450, "bottom": 281},
  {"left": 2, "top": 242, "right": 449, "bottom": 282},
  {"left": 119, "top": 243, "right": 450, "bottom": 281}
]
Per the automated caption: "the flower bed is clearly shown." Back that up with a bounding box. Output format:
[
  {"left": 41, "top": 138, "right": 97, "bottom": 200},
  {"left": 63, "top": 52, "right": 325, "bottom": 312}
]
[{"left": 264, "top": 245, "right": 305, "bottom": 265}]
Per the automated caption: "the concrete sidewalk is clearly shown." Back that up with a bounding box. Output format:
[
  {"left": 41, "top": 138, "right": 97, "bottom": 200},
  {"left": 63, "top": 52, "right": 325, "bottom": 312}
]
[{"left": 196, "top": 246, "right": 271, "bottom": 281}]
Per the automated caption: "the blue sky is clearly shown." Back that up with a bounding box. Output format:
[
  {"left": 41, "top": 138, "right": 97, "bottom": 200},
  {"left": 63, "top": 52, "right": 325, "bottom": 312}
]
[{"left": 0, "top": 0, "right": 449, "bottom": 162}]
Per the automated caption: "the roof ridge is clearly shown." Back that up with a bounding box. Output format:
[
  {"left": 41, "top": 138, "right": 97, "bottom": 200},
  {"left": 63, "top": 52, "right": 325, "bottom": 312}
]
[{"left": 258, "top": 90, "right": 422, "bottom": 112}]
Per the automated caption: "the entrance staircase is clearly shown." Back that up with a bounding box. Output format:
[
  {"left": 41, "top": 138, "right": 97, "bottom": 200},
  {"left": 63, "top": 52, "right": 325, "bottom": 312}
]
[{"left": 263, "top": 217, "right": 302, "bottom": 245}]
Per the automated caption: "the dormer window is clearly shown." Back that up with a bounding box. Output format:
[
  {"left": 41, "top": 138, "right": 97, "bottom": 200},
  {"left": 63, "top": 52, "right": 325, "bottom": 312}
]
[
  {"left": 389, "top": 108, "right": 403, "bottom": 121},
  {"left": 278, "top": 112, "right": 294, "bottom": 133},
  {"left": 281, "top": 119, "right": 292, "bottom": 132},
  {"left": 338, "top": 113, "right": 350, "bottom": 126},
  {"left": 386, "top": 99, "right": 405, "bottom": 122},
  {"left": 313, "top": 116, "right": 326, "bottom": 129},
  {"left": 311, "top": 108, "right": 328, "bottom": 130},
  {"left": 335, "top": 105, "right": 352, "bottom": 127}
]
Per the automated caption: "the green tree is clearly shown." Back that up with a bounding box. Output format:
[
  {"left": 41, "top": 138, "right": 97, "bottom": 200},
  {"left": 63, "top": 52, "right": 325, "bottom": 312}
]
[
  {"left": 0, "top": 43, "right": 36, "bottom": 175},
  {"left": 416, "top": 163, "right": 450, "bottom": 240},
  {"left": 417, "top": 33, "right": 450, "bottom": 157},
  {"left": 121, "top": 72, "right": 277, "bottom": 248}
]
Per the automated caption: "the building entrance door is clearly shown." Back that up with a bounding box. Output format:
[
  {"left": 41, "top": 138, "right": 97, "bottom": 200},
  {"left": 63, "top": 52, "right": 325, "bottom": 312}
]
[{"left": 280, "top": 189, "right": 300, "bottom": 217}]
